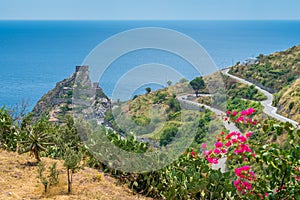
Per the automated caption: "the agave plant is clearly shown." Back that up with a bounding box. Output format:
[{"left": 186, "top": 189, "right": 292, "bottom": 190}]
[{"left": 20, "top": 128, "right": 53, "bottom": 162}]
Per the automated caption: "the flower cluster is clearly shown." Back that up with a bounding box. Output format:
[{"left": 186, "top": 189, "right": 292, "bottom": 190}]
[
  {"left": 227, "top": 108, "right": 258, "bottom": 125},
  {"left": 203, "top": 108, "right": 258, "bottom": 195},
  {"left": 234, "top": 179, "right": 253, "bottom": 193},
  {"left": 202, "top": 140, "right": 228, "bottom": 164},
  {"left": 234, "top": 166, "right": 256, "bottom": 181}
]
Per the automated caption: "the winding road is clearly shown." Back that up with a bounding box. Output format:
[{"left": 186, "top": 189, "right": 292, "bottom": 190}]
[
  {"left": 177, "top": 67, "right": 298, "bottom": 132},
  {"left": 221, "top": 68, "right": 298, "bottom": 127},
  {"left": 178, "top": 95, "right": 240, "bottom": 133}
]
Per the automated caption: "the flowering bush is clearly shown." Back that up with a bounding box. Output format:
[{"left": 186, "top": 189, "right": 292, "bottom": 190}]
[{"left": 201, "top": 108, "right": 300, "bottom": 199}]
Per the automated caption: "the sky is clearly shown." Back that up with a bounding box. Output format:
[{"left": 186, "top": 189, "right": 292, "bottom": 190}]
[{"left": 1, "top": 0, "right": 300, "bottom": 20}]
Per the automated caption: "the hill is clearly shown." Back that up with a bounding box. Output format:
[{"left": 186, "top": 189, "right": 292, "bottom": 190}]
[
  {"left": 229, "top": 45, "right": 300, "bottom": 122},
  {"left": 277, "top": 78, "right": 300, "bottom": 122},
  {"left": 0, "top": 149, "right": 151, "bottom": 200},
  {"left": 229, "top": 45, "right": 300, "bottom": 93}
]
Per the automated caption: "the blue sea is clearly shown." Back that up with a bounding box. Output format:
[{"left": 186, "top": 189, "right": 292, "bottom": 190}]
[{"left": 0, "top": 20, "right": 300, "bottom": 111}]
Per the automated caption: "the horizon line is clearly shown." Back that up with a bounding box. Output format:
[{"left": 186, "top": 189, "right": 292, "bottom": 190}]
[{"left": 1, "top": 19, "right": 300, "bottom": 21}]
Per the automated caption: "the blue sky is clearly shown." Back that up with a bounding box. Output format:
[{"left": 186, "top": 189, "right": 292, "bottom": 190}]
[{"left": 1, "top": 0, "right": 300, "bottom": 20}]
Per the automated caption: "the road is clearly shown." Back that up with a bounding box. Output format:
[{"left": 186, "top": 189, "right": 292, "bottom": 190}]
[
  {"left": 221, "top": 68, "right": 298, "bottom": 127},
  {"left": 177, "top": 95, "right": 240, "bottom": 133}
]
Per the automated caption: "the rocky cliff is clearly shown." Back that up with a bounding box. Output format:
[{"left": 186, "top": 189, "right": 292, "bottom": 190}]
[{"left": 32, "top": 66, "right": 111, "bottom": 124}]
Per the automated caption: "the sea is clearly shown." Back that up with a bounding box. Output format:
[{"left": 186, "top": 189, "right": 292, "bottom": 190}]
[{"left": 0, "top": 20, "right": 300, "bottom": 111}]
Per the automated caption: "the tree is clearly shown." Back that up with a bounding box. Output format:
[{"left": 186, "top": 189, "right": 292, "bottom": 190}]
[
  {"left": 20, "top": 128, "right": 52, "bottom": 161},
  {"left": 145, "top": 87, "right": 151, "bottom": 94},
  {"left": 20, "top": 120, "right": 53, "bottom": 162},
  {"left": 167, "top": 80, "right": 172, "bottom": 86},
  {"left": 190, "top": 77, "right": 205, "bottom": 97},
  {"left": 38, "top": 162, "right": 49, "bottom": 193},
  {"left": 63, "top": 147, "right": 82, "bottom": 193}
]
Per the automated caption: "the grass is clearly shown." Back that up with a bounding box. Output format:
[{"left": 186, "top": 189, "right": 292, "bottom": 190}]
[{"left": 0, "top": 149, "right": 152, "bottom": 200}]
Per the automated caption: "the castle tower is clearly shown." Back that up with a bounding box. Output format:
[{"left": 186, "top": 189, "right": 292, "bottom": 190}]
[{"left": 75, "top": 65, "right": 89, "bottom": 73}]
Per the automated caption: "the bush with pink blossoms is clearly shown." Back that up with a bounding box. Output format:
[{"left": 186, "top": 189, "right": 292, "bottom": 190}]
[{"left": 201, "top": 108, "right": 300, "bottom": 199}]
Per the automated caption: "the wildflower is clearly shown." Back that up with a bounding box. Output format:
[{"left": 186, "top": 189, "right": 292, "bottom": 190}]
[{"left": 201, "top": 143, "right": 207, "bottom": 148}]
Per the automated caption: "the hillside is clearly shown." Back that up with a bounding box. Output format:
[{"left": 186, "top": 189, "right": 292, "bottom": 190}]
[
  {"left": 230, "top": 45, "right": 300, "bottom": 93},
  {"left": 0, "top": 149, "right": 151, "bottom": 200},
  {"left": 277, "top": 78, "right": 300, "bottom": 122},
  {"left": 229, "top": 45, "right": 300, "bottom": 122}
]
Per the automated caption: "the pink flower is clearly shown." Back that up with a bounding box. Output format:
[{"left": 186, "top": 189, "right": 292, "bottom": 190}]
[
  {"left": 236, "top": 116, "right": 244, "bottom": 123},
  {"left": 240, "top": 110, "right": 248, "bottom": 116},
  {"left": 265, "top": 193, "right": 269, "bottom": 197},
  {"left": 213, "top": 148, "right": 221, "bottom": 154},
  {"left": 242, "top": 165, "right": 251, "bottom": 171},
  {"left": 201, "top": 143, "right": 207, "bottom": 148},
  {"left": 246, "top": 132, "right": 253, "bottom": 138},
  {"left": 232, "top": 111, "right": 238, "bottom": 116},
  {"left": 221, "top": 148, "right": 227, "bottom": 153},
  {"left": 225, "top": 141, "right": 232, "bottom": 147},
  {"left": 238, "top": 135, "right": 247, "bottom": 142},
  {"left": 225, "top": 134, "right": 232, "bottom": 139},
  {"left": 215, "top": 141, "right": 223, "bottom": 148},
  {"left": 203, "top": 150, "right": 212, "bottom": 156},
  {"left": 232, "top": 138, "right": 238, "bottom": 144},
  {"left": 206, "top": 157, "right": 218, "bottom": 164},
  {"left": 226, "top": 110, "right": 231, "bottom": 116},
  {"left": 247, "top": 107, "right": 256, "bottom": 115},
  {"left": 191, "top": 151, "right": 195, "bottom": 157},
  {"left": 212, "top": 158, "right": 218, "bottom": 164}
]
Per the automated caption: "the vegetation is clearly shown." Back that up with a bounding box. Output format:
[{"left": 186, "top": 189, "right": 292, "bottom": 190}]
[
  {"left": 20, "top": 126, "right": 53, "bottom": 162},
  {"left": 224, "top": 76, "right": 267, "bottom": 101},
  {"left": 145, "top": 87, "right": 151, "bottom": 94},
  {"left": 276, "top": 78, "right": 300, "bottom": 122},
  {"left": 1, "top": 44, "right": 300, "bottom": 198},
  {"left": 229, "top": 45, "right": 300, "bottom": 92},
  {"left": 1, "top": 97, "right": 299, "bottom": 199},
  {"left": 63, "top": 147, "right": 83, "bottom": 193},
  {"left": 190, "top": 76, "right": 206, "bottom": 97},
  {"left": 229, "top": 45, "right": 300, "bottom": 121}
]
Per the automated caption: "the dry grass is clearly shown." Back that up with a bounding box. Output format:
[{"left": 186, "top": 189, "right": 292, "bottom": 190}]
[{"left": 0, "top": 149, "right": 152, "bottom": 200}]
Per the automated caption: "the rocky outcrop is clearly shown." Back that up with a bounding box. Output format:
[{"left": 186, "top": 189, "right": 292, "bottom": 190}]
[{"left": 32, "top": 66, "right": 111, "bottom": 124}]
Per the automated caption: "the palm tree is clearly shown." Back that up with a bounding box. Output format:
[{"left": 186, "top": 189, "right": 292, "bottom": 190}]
[{"left": 20, "top": 128, "right": 53, "bottom": 162}]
